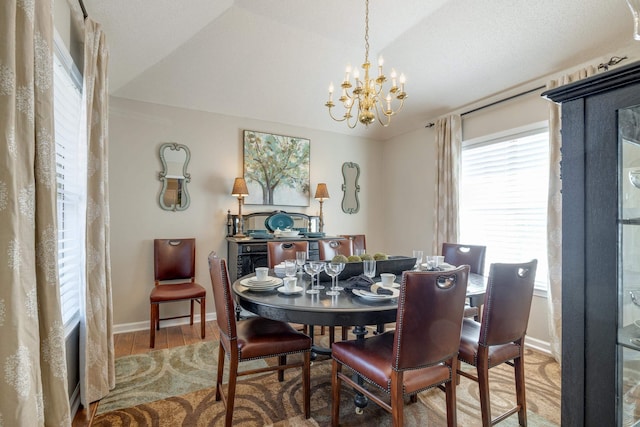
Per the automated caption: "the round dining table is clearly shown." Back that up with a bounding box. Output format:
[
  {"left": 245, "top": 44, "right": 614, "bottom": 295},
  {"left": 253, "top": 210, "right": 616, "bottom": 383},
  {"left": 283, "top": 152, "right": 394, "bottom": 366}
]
[{"left": 232, "top": 270, "right": 486, "bottom": 412}]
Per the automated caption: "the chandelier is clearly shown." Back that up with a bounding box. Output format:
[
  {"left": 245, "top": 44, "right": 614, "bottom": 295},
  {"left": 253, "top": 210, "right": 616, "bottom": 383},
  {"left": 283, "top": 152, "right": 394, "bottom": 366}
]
[{"left": 325, "top": 0, "right": 407, "bottom": 128}]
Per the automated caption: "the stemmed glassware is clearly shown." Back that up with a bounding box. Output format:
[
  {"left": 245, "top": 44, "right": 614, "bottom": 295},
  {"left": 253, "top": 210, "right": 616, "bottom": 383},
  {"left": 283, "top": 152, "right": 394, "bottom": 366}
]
[
  {"left": 296, "top": 251, "right": 307, "bottom": 275},
  {"left": 325, "top": 262, "right": 345, "bottom": 296},
  {"left": 304, "top": 261, "right": 324, "bottom": 294}
]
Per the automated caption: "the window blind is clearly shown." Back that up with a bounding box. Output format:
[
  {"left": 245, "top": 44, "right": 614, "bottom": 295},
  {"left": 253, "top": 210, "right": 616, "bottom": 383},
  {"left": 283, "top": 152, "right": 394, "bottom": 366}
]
[
  {"left": 460, "top": 128, "right": 549, "bottom": 291},
  {"left": 53, "top": 34, "right": 85, "bottom": 330}
]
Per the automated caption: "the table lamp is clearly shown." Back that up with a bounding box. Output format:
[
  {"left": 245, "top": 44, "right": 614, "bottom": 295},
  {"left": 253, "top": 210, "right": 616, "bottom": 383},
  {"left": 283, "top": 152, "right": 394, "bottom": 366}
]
[
  {"left": 314, "top": 183, "right": 330, "bottom": 233},
  {"left": 231, "top": 177, "right": 249, "bottom": 237}
]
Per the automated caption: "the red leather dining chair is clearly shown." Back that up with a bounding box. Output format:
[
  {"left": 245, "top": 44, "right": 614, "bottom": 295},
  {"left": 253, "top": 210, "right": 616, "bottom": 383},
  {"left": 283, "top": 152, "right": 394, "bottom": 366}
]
[
  {"left": 442, "top": 243, "right": 487, "bottom": 319},
  {"left": 331, "top": 265, "right": 470, "bottom": 427},
  {"left": 318, "top": 238, "right": 353, "bottom": 260},
  {"left": 208, "top": 253, "right": 311, "bottom": 427},
  {"left": 442, "top": 242, "right": 486, "bottom": 275},
  {"left": 267, "top": 240, "right": 314, "bottom": 335},
  {"left": 457, "top": 260, "right": 537, "bottom": 427},
  {"left": 149, "top": 238, "right": 206, "bottom": 348},
  {"left": 267, "top": 240, "right": 309, "bottom": 268},
  {"left": 339, "top": 234, "right": 366, "bottom": 254}
]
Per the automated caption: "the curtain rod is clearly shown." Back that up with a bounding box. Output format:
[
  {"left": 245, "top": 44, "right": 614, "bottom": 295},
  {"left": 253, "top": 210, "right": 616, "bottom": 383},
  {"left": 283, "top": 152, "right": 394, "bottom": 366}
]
[
  {"left": 425, "top": 85, "right": 546, "bottom": 128},
  {"left": 79, "top": 0, "right": 88, "bottom": 19}
]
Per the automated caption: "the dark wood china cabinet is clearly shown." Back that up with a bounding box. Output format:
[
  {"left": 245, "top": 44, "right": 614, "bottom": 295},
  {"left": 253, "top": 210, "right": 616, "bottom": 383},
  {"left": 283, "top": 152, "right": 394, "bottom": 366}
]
[{"left": 544, "top": 61, "right": 640, "bottom": 426}]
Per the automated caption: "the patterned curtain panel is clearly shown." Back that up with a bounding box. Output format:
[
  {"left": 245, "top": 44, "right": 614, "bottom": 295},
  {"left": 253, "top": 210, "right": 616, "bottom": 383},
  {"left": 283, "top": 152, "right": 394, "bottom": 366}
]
[
  {"left": 0, "top": 1, "right": 71, "bottom": 425},
  {"left": 432, "top": 115, "right": 462, "bottom": 254},
  {"left": 545, "top": 65, "right": 597, "bottom": 363},
  {"left": 80, "top": 17, "right": 115, "bottom": 405}
]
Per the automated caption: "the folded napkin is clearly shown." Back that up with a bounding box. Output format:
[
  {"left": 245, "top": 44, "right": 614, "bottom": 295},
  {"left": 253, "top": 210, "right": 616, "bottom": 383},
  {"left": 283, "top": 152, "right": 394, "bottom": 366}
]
[{"left": 345, "top": 274, "right": 394, "bottom": 295}]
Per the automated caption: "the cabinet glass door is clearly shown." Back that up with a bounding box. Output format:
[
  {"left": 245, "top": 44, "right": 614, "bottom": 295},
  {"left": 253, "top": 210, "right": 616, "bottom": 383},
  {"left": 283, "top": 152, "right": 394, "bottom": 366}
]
[{"left": 619, "top": 105, "right": 640, "bottom": 426}]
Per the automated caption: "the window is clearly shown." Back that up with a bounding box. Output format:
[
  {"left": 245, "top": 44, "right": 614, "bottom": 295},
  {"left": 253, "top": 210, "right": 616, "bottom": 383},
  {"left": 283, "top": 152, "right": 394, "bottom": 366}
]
[
  {"left": 53, "top": 32, "right": 86, "bottom": 332},
  {"left": 460, "top": 124, "right": 549, "bottom": 292}
]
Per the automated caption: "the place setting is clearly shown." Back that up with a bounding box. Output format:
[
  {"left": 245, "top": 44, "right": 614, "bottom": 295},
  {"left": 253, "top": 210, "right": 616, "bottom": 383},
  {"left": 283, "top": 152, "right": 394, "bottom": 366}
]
[
  {"left": 344, "top": 265, "right": 400, "bottom": 301},
  {"left": 239, "top": 267, "right": 282, "bottom": 292}
]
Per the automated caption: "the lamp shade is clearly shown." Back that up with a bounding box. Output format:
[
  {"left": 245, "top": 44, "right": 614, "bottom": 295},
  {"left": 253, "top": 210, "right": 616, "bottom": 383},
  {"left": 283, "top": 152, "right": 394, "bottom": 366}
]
[
  {"left": 231, "top": 177, "right": 249, "bottom": 197},
  {"left": 314, "top": 183, "right": 330, "bottom": 200}
]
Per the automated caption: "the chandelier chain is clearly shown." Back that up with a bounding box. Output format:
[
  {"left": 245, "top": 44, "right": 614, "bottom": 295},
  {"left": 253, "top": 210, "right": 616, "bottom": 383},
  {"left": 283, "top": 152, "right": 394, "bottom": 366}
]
[{"left": 364, "top": 0, "right": 369, "bottom": 64}]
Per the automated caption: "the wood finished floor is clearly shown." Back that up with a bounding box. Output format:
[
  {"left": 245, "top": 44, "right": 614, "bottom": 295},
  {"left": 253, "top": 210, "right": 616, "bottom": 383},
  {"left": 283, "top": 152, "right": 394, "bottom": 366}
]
[{"left": 72, "top": 320, "right": 220, "bottom": 427}]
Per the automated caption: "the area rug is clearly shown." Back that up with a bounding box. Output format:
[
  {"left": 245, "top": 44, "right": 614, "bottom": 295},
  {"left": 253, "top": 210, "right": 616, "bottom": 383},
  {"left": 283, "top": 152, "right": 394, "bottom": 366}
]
[
  {"left": 96, "top": 340, "right": 266, "bottom": 415},
  {"left": 93, "top": 341, "right": 560, "bottom": 426}
]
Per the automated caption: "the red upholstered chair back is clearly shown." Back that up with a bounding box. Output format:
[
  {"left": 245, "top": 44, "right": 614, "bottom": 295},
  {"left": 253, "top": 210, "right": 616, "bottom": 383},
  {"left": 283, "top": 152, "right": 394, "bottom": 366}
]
[
  {"left": 479, "top": 260, "right": 537, "bottom": 346},
  {"left": 318, "top": 239, "right": 353, "bottom": 261},
  {"left": 339, "top": 234, "right": 366, "bottom": 253},
  {"left": 267, "top": 241, "right": 309, "bottom": 268},
  {"left": 393, "top": 265, "right": 469, "bottom": 370},
  {"left": 208, "top": 253, "right": 237, "bottom": 340},
  {"left": 154, "top": 238, "right": 196, "bottom": 282},
  {"left": 442, "top": 243, "right": 486, "bottom": 275}
]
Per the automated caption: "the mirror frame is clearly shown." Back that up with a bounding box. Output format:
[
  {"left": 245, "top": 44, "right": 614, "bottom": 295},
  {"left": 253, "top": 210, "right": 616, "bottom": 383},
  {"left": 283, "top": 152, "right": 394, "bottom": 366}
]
[
  {"left": 158, "top": 142, "right": 191, "bottom": 211},
  {"left": 341, "top": 161, "right": 360, "bottom": 214}
]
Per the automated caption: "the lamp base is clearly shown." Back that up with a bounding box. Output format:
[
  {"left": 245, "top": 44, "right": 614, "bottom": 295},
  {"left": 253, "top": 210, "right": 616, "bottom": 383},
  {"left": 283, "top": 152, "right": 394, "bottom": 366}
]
[{"left": 234, "top": 232, "right": 247, "bottom": 238}]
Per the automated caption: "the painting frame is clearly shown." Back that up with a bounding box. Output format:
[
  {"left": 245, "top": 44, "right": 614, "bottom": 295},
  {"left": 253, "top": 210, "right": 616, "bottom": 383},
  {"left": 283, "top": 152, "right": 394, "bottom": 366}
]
[{"left": 243, "top": 130, "right": 310, "bottom": 207}]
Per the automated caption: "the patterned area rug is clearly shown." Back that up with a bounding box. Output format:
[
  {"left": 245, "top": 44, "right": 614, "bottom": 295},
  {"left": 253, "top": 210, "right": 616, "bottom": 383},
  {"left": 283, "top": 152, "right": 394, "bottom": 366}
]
[{"left": 93, "top": 341, "right": 560, "bottom": 426}]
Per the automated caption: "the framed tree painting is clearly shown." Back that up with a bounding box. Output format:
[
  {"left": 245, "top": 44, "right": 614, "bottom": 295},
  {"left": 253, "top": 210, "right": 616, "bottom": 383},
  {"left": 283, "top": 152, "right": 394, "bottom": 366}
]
[{"left": 243, "top": 130, "right": 310, "bottom": 206}]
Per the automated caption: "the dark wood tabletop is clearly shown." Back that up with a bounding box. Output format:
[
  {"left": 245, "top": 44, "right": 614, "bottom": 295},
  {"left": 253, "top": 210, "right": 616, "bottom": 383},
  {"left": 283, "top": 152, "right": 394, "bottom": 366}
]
[{"left": 232, "top": 271, "right": 487, "bottom": 327}]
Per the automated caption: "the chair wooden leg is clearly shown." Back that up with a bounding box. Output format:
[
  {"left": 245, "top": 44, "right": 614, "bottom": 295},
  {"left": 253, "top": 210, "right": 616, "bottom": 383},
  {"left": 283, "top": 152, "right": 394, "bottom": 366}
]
[
  {"left": 390, "top": 370, "right": 404, "bottom": 427},
  {"left": 149, "top": 304, "right": 156, "bottom": 348},
  {"left": 278, "top": 355, "right": 286, "bottom": 382},
  {"left": 445, "top": 359, "right": 458, "bottom": 427},
  {"left": 476, "top": 357, "right": 492, "bottom": 427},
  {"left": 303, "top": 351, "right": 311, "bottom": 419},
  {"left": 215, "top": 342, "right": 225, "bottom": 401},
  {"left": 189, "top": 300, "right": 195, "bottom": 325},
  {"left": 200, "top": 298, "right": 206, "bottom": 339},
  {"left": 331, "top": 360, "right": 342, "bottom": 427},
  {"left": 225, "top": 355, "right": 239, "bottom": 427},
  {"left": 514, "top": 355, "right": 527, "bottom": 426}
]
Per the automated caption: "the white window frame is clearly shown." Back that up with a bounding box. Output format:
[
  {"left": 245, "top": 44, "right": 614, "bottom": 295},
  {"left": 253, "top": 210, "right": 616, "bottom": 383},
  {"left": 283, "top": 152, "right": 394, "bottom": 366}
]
[
  {"left": 460, "top": 122, "right": 549, "bottom": 295},
  {"left": 53, "top": 30, "right": 86, "bottom": 335}
]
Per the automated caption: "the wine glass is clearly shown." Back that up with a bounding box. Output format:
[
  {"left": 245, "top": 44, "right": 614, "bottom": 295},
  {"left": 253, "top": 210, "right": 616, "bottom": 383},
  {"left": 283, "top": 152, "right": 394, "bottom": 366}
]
[
  {"left": 363, "top": 259, "right": 376, "bottom": 280},
  {"left": 310, "top": 261, "right": 326, "bottom": 291},
  {"left": 325, "top": 262, "right": 345, "bottom": 296},
  {"left": 303, "top": 263, "right": 319, "bottom": 294},
  {"left": 296, "top": 251, "right": 307, "bottom": 275}
]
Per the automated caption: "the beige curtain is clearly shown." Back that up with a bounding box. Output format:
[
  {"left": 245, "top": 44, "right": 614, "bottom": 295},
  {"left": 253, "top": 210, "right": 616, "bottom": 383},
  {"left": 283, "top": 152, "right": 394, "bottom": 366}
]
[
  {"left": 432, "top": 114, "right": 462, "bottom": 254},
  {"left": 546, "top": 65, "right": 597, "bottom": 363},
  {"left": 0, "top": 1, "right": 72, "bottom": 425},
  {"left": 79, "top": 17, "right": 115, "bottom": 405}
]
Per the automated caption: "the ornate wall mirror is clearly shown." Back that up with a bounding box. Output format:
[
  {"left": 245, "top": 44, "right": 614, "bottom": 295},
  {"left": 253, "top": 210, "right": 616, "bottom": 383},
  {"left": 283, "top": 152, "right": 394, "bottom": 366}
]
[
  {"left": 341, "top": 162, "right": 360, "bottom": 214},
  {"left": 158, "top": 142, "right": 191, "bottom": 211}
]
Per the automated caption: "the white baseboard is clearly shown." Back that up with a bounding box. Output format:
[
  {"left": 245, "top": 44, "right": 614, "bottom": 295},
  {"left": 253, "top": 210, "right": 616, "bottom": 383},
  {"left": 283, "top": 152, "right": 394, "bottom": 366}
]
[
  {"left": 113, "top": 313, "right": 217, "bottom": 335},
  {"left": 525, "top": 335, "right": 552, "bottom": 356}
]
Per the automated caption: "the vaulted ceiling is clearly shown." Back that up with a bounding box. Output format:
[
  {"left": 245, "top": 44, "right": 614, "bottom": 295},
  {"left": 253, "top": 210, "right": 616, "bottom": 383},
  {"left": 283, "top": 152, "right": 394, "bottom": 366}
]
[{"left": 83, "top": 0, "right": 638, "bottom": 140}]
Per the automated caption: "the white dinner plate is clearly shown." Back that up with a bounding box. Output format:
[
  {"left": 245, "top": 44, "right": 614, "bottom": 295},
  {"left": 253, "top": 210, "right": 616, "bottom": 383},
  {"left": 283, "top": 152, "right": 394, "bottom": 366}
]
[
  {"left": 352, "top": 288, "right": 399, "bottom": 300},
  {"left": 240, "top": 277, "right": 282, "bottom": 290},
  {"left": 277, "top": 285, "right": 304, "bottom": 295}
]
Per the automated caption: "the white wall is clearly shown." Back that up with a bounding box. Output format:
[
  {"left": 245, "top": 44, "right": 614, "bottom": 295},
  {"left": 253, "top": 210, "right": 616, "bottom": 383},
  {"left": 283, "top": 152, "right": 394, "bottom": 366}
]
[
  {"left": 108, "top": 97, "right": 383, "bottom": 326},
  {"left": 382, "top": 90, "right": 553, "bottom": 349}
]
